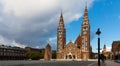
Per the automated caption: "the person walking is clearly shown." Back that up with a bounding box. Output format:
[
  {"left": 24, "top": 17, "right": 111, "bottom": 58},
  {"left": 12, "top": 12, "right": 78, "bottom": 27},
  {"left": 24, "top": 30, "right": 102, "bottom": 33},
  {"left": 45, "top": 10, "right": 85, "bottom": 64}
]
[{"left": 100, "top": 54, "right": 106, "bottom": 63}]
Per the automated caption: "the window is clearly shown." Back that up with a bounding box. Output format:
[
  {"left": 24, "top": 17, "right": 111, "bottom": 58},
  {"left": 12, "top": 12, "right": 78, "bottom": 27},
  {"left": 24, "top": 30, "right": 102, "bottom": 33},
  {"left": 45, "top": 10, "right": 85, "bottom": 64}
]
[
  {"left": 115, "top": 51, "right": 118, "bottom": 55},
  {"left": 84, "top": 27, "right": 86, "bottom": 29}
]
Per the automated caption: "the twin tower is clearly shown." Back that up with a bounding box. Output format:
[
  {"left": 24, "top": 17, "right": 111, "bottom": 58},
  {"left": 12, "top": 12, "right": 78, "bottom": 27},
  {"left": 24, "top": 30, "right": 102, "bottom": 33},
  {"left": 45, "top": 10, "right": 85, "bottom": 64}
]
[{"left": 57, "top": 6, "right": 92, "bottom": 60}]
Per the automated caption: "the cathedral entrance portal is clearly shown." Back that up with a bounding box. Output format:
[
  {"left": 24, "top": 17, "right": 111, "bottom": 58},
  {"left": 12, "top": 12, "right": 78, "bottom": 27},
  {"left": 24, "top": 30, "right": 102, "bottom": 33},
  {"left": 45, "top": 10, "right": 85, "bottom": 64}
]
[
  {"left": 65, "top": 53, "right": 76, "bottom": 59},
  {"left": 68, "top": 55, "right": 72, "bottom": 59}
]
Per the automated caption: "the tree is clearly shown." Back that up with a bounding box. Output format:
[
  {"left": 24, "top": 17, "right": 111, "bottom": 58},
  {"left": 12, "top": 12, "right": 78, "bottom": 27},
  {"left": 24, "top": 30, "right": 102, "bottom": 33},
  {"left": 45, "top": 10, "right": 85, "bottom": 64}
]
[
  {"left": 26, "top": 51, "right": 44, "bottom": 60},
  {"left": 52, "top": 50, "right": 56, "bottom": 59}
]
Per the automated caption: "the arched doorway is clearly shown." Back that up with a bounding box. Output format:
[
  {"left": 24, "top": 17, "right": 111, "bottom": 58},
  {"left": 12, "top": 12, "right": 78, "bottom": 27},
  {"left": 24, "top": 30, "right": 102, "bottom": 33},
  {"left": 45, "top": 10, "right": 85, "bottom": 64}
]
[
  {"left": 73, "top": 55, "right": 75, "bottom": 59},
  {"left": 65, "top": 53, "right": 76, "bottom": 59},
  {"left": 68, "top": 55, "right": 72, "bottom": 59}
]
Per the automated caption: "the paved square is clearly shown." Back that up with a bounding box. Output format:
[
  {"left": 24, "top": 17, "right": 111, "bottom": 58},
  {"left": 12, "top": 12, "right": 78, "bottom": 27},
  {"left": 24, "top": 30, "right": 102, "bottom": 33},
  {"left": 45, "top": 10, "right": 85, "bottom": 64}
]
[{"left": 0, "top": 60, "right": 119, "bottom": 66}]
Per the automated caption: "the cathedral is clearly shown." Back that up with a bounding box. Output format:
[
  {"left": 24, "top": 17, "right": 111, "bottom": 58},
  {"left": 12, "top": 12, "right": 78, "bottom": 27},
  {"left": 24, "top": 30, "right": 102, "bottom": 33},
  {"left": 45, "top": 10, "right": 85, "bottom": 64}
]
[{"left": 57, "top": 6, "right": 92, "bottom": 60}]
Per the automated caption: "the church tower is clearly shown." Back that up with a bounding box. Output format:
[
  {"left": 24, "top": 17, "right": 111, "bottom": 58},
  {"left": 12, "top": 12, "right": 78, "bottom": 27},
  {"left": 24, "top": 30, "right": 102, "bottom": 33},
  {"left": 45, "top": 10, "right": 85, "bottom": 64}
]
[
  {"left": 102, "top": 44, "right": 106, "bottom": 53},
  {"left": 81, "top": 5, "right": 91, "bottom": 59},
  {"left": 57, "top": 12, "right": 66, "bottom": 59}
]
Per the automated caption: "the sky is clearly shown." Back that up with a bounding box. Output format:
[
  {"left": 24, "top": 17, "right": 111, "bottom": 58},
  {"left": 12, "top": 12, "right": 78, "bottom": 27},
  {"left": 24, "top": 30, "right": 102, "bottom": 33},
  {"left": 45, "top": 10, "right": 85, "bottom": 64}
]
[{"left": 0, "top": 0, "right": 120, "bottom": 52}]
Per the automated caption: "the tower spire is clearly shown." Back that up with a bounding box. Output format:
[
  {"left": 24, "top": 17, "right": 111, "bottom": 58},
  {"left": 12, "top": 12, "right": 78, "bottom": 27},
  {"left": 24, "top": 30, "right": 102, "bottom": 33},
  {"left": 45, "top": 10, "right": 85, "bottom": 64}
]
[
  {"left": 84, "top": 3, "right": 88, "bottom": 17},
  {"left": 81, "top": 3, "right": 90, "bottom": 59},
  {"left": 85, "top": 2, "right": 87, "bottom": 9},
  {"left": 58, "top": 11, "right": 64, "bottom": 28},
  {"left": 57, "top": 12, "right": 66, "bottom": 59},
  {"left": 103, "top": 44, "right": 106, "bottom": 49},
  {"left": 82, "top": 4, "right": 89, "bottom": 26},
  {"left": 103, "top": 44, "right": 106, "bottom": 53},
  {"left": 60, "top": 9, "right": 63, "bottom": 17},
  {"left": 60, "top": 11, "right": 63, "bottom": 21}
]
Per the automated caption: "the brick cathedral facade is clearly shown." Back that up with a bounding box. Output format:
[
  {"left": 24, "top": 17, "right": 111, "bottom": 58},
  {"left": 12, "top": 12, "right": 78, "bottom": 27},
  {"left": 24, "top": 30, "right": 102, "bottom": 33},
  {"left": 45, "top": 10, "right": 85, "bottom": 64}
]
[{"left": 57, "top": 6, "right": 92, "bottom": 60}]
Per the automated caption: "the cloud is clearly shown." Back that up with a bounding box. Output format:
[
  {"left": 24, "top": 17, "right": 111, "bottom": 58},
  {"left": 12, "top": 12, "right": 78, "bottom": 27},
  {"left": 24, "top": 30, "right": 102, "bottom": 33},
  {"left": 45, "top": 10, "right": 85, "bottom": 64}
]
[
  {"left": 0, "top": 35, "right": 26, "bottom": 48},
  {"left": 0, "top": 0, "right": 94, "bottom": 49},
  {"left": 12, "top": 41, "right": 26, "bottom": 48},
  {"left": 106, "top": 46, "right": 111, "bottom": 51},
  {"left": 93, "top": 46, "right": 112, "bottom": 53},
  {"left": 47, "top": 36, "right": 57, "bottom": 50}
]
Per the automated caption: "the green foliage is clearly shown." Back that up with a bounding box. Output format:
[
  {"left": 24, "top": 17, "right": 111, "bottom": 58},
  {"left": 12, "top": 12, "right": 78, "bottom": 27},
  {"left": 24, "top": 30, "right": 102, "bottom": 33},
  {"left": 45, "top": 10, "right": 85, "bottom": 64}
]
[
  {"left": 26, "top": 52, "right": 32, "bottom": 59},
  {"left": 26, "top": 50, "right": 56, "bottom": 60},
  {"left": 52, "top": 51, "right": 56, "bottom": 59},
  {"left": 26, "top": 51, "right": 44, "bottom": 60}
]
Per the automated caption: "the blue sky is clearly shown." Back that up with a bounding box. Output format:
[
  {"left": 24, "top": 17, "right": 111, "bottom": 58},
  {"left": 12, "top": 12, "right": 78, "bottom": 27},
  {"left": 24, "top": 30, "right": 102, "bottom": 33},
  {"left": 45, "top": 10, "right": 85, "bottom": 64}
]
[{"left": 0, "top": 0, "right": 119, "bottom": 52}]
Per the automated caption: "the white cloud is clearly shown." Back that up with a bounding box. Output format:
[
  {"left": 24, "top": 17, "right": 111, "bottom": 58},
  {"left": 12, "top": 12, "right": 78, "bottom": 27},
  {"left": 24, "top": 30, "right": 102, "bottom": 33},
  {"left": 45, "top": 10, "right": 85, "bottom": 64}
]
[
  {"left": 0, "top": 35, "right": 9, "bottom": 45},
  {"left": 106, "top": 46, "right": 111, "bottom": 51},
  {"left": 1, "top": 0, "right": 58, "bottom": 17},
  {"left": 93, "top": 46, "right": 112, "bottom": 53},
  {"left": 0, "top": 0, "right": 94, "bottom": 48},
  {"left": 48, "top": 36, "right": 56, "bottom": 42},
  {"left": 12, "top": 41, "right": 26, "bottom": 48},
  {"left": 0, "top": 0, "right": 94, "bottom": 22},
  {"left": 35, "top": 46, "right": 40, "bottom": 49},
  {"left": 47, "top": 36, "right": 57, "bottom": 50},
  {"left": 0, "top": 35, "right": 26, "bottom": 48}
]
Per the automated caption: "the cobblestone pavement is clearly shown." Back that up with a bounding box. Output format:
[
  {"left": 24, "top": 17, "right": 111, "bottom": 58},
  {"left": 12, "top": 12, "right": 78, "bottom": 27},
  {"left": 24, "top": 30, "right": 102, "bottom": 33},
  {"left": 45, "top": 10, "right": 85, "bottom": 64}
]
[
  {"left": 88, "top": 60, "right": 120, "bottom": 66},
  {"left": 0, "top": 60, "right": 119, "bottom": 66},
  {"left": 106, "top": 60, "right": 120, "bottom": 66},
  {"left": 0, "top": 60, "right": 95, "bottom": 66}
]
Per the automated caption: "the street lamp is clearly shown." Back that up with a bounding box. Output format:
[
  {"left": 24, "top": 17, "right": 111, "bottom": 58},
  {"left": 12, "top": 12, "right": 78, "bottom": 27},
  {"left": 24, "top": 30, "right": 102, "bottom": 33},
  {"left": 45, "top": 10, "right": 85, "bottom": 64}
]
[{"left": 96, "top": 28, "right": 101, "bottom": 66}]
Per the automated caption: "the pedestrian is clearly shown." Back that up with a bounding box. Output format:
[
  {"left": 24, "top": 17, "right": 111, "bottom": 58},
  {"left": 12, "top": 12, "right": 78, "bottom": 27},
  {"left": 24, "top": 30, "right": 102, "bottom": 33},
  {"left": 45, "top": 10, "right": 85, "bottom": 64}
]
[{"left": 100, "top": 54, "right": 106, "bottom": 63}]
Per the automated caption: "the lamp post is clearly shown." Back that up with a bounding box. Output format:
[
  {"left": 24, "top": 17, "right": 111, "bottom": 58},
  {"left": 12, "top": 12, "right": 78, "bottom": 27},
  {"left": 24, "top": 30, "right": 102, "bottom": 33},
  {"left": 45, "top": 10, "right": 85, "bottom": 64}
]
[{"left": 96, "top": 28, "right": 101, "bottom": 66}]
